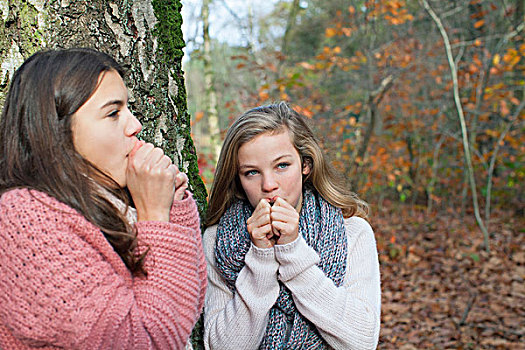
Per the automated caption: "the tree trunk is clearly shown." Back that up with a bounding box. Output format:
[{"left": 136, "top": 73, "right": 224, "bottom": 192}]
[
  {"left": 281, "top": 0, "right": 300, "bottom": 56},
  {"left": 201, "top": 0, "right": 220, "bottom": 164},
  {"left": 0, "top": 0, "right": 207, "bottom": 214},
  {"left": 420, "top": 0, "right": 490, "bottom": 252}
]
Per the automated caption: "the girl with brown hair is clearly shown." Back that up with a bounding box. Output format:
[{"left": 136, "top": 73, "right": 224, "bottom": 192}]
[{"left": 0, "top": 48, "right": 206, "bottom": 349}]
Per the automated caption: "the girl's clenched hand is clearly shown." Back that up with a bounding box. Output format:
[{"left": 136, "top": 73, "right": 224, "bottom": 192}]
[
  {"left": 246, "top": 199, "right": 275, "bottom": 249},
  {"left": 271, "top": 197, "right": 299, "bottom": 245},
  {"left": 126, "top": 140, "right": 179, "bottom": 222}
]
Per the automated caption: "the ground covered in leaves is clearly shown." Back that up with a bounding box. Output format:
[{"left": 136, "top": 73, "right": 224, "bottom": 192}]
[{"left": 373, "top": 203, "right": 524, "bottom": 349}]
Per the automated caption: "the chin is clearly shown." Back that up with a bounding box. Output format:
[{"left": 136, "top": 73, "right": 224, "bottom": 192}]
[{"left": 108, "top": 173, "right": 126, "bottom": 189}]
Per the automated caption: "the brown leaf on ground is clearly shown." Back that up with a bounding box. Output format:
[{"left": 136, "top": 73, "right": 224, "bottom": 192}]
[{"left": 375, "top": 206, "right": 524, "bottom": 349}]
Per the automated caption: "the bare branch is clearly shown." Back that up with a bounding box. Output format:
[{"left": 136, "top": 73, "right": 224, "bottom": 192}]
[{"left": 419, "top": 0, "right": 490, "bottom": 251}]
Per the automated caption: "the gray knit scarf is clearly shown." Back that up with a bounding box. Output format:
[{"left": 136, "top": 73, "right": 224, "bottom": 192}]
[{"left": 215, "top": 188, "right": 347, "bottom": 349}]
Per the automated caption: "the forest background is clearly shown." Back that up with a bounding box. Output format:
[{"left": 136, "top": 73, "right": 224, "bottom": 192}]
[
  {"left": 183, "top": 0, "right": 524, "bottom": 348},
  {"left": 0, "top": 0, "right": 522, "bottom": 348}
]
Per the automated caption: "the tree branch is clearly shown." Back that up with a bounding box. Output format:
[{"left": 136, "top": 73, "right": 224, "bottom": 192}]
[{"left": 420, "top": 0, "right": 490, "bottom": 251}]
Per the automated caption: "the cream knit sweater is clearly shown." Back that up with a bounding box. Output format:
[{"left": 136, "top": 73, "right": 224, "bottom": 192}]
[{"left": 203, "top": 216, "right": 381, "bottom": 350}]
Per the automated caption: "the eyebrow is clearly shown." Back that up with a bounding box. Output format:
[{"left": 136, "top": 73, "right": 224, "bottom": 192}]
[
  {"left": 238, "top": 154, "right": 294, "bottom": 170},
  {"left": 99, "top": 99, "right": 125, "bottom": 110}
]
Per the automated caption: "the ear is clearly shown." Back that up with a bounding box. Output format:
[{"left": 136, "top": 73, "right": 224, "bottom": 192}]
[{"left": 302, "top": 157, "right": 312, "bottom": 176}]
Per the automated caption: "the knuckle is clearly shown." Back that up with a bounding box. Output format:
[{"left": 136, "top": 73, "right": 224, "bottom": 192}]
[{"left": 153, "top": 147, "right": 164, "bottom": 156}]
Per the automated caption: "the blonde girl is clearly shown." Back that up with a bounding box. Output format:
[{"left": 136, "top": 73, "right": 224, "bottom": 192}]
[{"left": 203, "top": 102, "right": 380, "bottom": 349}]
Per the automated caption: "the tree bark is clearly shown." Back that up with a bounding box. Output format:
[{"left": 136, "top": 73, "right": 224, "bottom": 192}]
[
  {"left": 201, "top": 0, "right": 220, "bottom": 164},
  {"left": 353, "top": 73, "right": 394, "bottom": 182},
  {"left": 281, "top": 0, "right": 300, "bottom": 56},
  {"left": 0, "top": 0, "right": 207, "bottom": 214}
]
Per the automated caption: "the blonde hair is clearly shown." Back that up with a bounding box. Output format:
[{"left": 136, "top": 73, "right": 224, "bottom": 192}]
[{"left": 206, "top": 102, "right": 369, "bottom": 226}]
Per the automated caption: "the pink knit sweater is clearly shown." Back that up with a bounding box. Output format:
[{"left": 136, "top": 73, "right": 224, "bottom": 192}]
[{"left": 0, "top": 188, "right": 206, "bottom": 349}]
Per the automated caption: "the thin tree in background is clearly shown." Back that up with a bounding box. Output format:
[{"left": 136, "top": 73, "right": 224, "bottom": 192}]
[
  {"left": 420, "top": 0, "right": 490, "bottom": 251},
  {"left": 201, "top": 0, "right": 221, "bottom": 163}
]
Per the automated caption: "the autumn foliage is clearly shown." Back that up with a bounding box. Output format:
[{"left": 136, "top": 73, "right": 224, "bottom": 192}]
[
  {"left": 213, "top": 0, "right": 524, "bottom": 222},
  {"left": 187, "top": 1, "right": 523, "bottom": 346}
]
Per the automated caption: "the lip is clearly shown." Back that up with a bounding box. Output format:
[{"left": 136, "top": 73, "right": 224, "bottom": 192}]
[
  {"left": 127, "top": 139, "right": 142, "bottom": 157},
  {"left": 265, "top": 196, "right": 279, "bottom": 205}
]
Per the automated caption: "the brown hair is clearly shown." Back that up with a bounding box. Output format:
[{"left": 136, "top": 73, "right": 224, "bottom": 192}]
[
  {"left": 0, "top": 48, "right": 146, "bottom": 274},
  {"left": 206, "top": 101, "right": 369, "bottom": 226}
]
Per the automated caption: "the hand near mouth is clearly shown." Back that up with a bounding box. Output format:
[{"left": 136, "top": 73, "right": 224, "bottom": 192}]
[
  {"left": 247, "top": 199, "right": 275, "bottom": 248},
  {"left": 270, "top": 197, "right": 299, "bottom": 245},
  {"left": 247, "top": 197, "right": 300, "bottom": 248},
  {"left": 126, "top": 141, "right": 180, "bottom": 222}
]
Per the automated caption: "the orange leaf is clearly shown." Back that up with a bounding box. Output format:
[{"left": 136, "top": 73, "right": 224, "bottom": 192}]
[
  {"left": 474, "top": 19, "right": 485, "bottom": 28},
  {"left": 295, "top": 106, "right": 314, "bottom": 118},
  {"left": 500, "top": 100, "right": 510, "bottom": 116},
  {"left": 325, "top": 28, "right": 337, "bottom": 38},
  {"left": 299, "top": 62, "right": 315, "bottom": 70},
  {"left": 259, "top": 91, "right": 269, "bottom": 100},
  {"left": 342, "top": 28, "right": 352, "bottom": 36},
  {"left": 195, "top": 111, "right": 204, "bottom": 122}
]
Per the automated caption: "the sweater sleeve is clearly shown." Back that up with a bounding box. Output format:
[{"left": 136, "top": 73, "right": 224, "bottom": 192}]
[
  {"left": 202, "top": 225, "right": 280, "bottom": 350},
  {"left": 0, "top": 189, "right": 206, "bottom": 350},
  {"left": 274, "top": 217, "right": 381, "bottom": 350}
]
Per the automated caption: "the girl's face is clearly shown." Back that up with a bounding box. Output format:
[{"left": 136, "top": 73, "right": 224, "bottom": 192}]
[
  {"left": 237, "top": 130, "right": 310, "bottom": 210},
  {"left": 71, "top": 70, "right": 142, "bottom": 187}
]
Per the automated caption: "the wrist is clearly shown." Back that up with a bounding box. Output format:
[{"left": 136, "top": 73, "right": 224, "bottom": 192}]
[
  {"left": 137, "top": 209, "right": 170, "bottom": 222},
  {"left": 276, "top": 232, "right": 299, "bottom": 245},
  {"left": 252, "top": 238, "right": 275, "bottom": 249}
]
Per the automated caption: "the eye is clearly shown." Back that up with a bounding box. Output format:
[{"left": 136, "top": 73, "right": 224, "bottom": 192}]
[
  {"left": 243, "top": 169, "right": 258, "bottom": 177},
  {"left": 277, "top": 162, "right": 290, "bottom": 169},
  {"left": 107, "top": 109, "right": 120, "bottom": 118}
]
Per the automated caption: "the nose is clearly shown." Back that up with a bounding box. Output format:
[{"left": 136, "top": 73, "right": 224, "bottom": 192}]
[
  {"left": 261, "top": 173, "right": 278, "bottom": 193},
  {"left": 126, "top": 111, "right": 142, "bottom": 137}
]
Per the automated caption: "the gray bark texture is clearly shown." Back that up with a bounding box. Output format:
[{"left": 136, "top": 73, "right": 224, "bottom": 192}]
[
  {"left": 0, "top": 0, "right": 207, "bottom": 213},
  {"left": 0, "top": 1, "right": 206, "bottom": 345}
]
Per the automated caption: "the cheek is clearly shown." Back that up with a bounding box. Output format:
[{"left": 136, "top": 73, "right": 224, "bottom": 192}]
[
  {"left": 285, "top": 168, "right": 304, "bottom": 198},
  {"left": 239, "top": 178, "right": 259, "bottom": 207}
]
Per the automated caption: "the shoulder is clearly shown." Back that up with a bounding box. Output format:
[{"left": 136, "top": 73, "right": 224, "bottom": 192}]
[
  {"left": 0, "top": 188, "right": 79, "bottom": 215},
  {"left": 343, "top": 216, "right": 376, "bottom": 249},
  {"left": 343, "top": 216, "right": 373, "bottom": 234},
  {"left": 203, "top": 225, "right": 218, "bottom": 262},
  {"left": 0, "top": 188, "right": 124, "bottom": 277},
  {"left": 0, "top": 188, "right": 94, "bottom": 246},
  {"left": 343, "top": 216, "right": 372, "bottom": 231}
]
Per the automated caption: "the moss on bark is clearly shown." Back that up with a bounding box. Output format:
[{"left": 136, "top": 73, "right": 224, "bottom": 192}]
[{"left": 151, "top": 0, "right": 207, "bottom": 218}]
